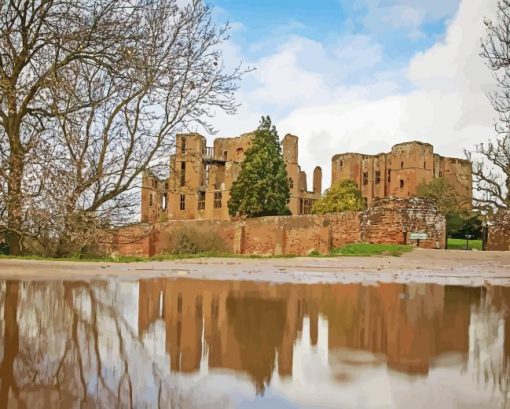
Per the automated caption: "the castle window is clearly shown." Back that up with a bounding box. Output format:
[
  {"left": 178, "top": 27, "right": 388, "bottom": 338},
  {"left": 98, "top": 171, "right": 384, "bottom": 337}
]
[
  {"left": 289, "top": 177, "right": 294, "bottom": 189},
  {"left": 161, "top": 194, "right": 167, "bottom": 210},
  {"left": 223, "top": 150, "right": 228, "bottom": 161},
  {"left": 363, "top": 172, "right": 368, "bottom": 186},
  {"left": 388, "top": 169, "right": 391, "bottom": 183},
  {"left": 401, "top": 161, "right": 404, "bottom": 169},
  {"left": 214, "top": 191, "right": 222, "bottom": 208},
  {"left": 363, "top": 197, "right": 368, "bottom": 208},
  {"left": 400, "top": 179, "right": 404, "bottom": 189},
  {"left": 300, "top": 198, "right": 313, "bottom": 214},
  {"left": 180, "top": 194, "right": 185, "bottom": 210},
  {"left": 375, "top": 171, "right": 381, "bottom": 184},
  {"left": 149, "top": 193, "right": 153, "bottom": 207},
  {"left": 439, "top": 170, "right": 443, "bottom": 177},
  {"left": 181, "top": 138, "right": 186, "bottom": 154},
  {"left": 424, "top": 161, "right": 426, "bottom": 169},
  {"left": 235, "top": 148, "right": 244, "bottom": 161},
  {"left": 180, "top": 162, "right": 186, "bottom": 187},
  {"left": 198, "top": 191, "right": 205, "bottom": 210},
  {"left": 305, "top": 199, "right": 312, "bottom": 214},
  {"left": 204, "top": 164, "right": 210, "bottom": 187},
  {"left": 340, "top": 160, "right": 343, "bottom": 168}
]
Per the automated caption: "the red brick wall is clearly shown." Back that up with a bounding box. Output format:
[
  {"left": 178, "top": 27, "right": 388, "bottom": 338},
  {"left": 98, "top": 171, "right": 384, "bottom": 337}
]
[
  {"left": 330, "top": 212, "right": 362, "bottom": 248},
  {"left": 362, "top": 197, "right": 446, "bottom": 249},
  {"left": 487, "top": 211, "right": 510, "bottom": 251},
  {"left": 152, "top": 219, "right": 237, "bottom": 255},
  {"left": 109, "top": 197, "right": 445, "bottom": 256},
  {"left": 101, "top": 224, "right": 154, "bottom": 256}
]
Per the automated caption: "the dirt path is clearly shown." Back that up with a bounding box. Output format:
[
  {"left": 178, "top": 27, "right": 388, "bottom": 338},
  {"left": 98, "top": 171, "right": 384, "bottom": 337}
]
[{"left": 0, "top": 248, "right": 509, "bottom": 286}]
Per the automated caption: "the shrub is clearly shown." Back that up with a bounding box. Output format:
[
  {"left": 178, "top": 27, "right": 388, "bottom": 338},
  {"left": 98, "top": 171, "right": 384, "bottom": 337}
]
[{"left": 165, "top": 226, "right": 229, "bottom": 255}]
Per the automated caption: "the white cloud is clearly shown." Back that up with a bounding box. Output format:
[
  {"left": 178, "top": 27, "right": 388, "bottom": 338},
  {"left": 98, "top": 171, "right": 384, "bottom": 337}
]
[
  {"left": 363, "top": 4, "right": 427, "bottom": 39},
  {"left": 349, "top": 0, "right": 460, "bottom": 38},
  {"left": 211, "top": 0, "right": 498, "bottom": 190}
]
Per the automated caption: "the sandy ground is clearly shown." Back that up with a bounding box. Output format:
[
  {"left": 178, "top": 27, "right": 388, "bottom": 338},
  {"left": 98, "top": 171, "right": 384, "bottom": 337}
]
[{"left": 0, "top": 248, "right": 509, "bottom": 286}]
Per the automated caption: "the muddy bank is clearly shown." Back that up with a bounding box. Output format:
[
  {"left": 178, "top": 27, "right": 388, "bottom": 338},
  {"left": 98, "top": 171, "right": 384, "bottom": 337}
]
[{"left": 0, "top": 249, "right": 509, "bottom": 286}]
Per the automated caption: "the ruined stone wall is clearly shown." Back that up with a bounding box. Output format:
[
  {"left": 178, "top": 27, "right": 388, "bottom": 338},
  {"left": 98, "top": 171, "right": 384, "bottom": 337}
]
[
  {"left": 213, "top": 133, "right": 254, "bottom": 162},
  {"left": 141, "top": 172, "right": 167, "bottom": 224},
  {"left": 237, "top": 213, "right": 359, "bottom": 256},
  {"left": 361, "top": 197, "right": 446, "bottom": 249},
  {"left": 151, "top": 132, "right": 321, "bottom": 221},
  {"left": 487, "top": 211, "right": 510, "bottom": 251},
  {"left": 114, "top": 197, "right": 445, "bottom": 256},
  {"left": 439, "top": 157, "right": 472, "bottom": 209}
]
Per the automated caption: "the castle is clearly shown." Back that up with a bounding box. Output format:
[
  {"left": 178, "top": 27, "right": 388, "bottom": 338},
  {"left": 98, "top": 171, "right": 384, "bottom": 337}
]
[
  {"left": 142, "top": 132, "right": 322, "bottom": 223},
  {"left": 141, "top": 134, "right": 472, "bottom": 223},
  {"left": 332, "top": 141, "right": 472, "bottom": 207}
]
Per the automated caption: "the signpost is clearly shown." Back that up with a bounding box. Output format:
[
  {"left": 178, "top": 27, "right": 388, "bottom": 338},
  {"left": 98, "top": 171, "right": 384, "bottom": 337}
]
[
  {"left": 410, "top": 232, "right": 428, "bottom": 247},
  {"left": 465, "top": 234, "right": 473, "bottom": 250}
]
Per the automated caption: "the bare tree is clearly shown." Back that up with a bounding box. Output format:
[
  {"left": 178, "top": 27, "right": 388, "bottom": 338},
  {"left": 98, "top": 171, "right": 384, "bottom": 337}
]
[
  {"left": 471, "top": 0, "right": 510, "bottom": 211},
  {"left": 0, "top": 0, "right": 245, "bottom": 256}
]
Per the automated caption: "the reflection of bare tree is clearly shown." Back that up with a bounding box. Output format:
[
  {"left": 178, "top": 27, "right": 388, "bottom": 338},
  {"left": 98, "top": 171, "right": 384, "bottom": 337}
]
[
  {"left": 0, "top": 282, "right": 24, "bottom": 408},
  {"left": 470, "top": 286, "right": 510, "bottom": 409},
  {"left": 0, "top": 280, "right": 222, "bottom": 408}
]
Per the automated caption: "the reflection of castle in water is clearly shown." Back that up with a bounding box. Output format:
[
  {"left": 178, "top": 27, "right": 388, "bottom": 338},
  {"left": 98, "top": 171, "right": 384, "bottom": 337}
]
[{"left": 138, "top": 280, "right": 509, "bottom": 392}]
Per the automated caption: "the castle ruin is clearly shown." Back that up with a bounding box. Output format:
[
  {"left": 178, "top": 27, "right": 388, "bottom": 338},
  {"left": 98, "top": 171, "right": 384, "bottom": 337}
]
[
  {"left": 331, "top": 141, "right": 472, "bottom": 207},
  {"left": 141, "top": 136, "right": 472, "bottom": 223},
  {"left": 142, "top": 132, "right": 322, "bottom": 223}
]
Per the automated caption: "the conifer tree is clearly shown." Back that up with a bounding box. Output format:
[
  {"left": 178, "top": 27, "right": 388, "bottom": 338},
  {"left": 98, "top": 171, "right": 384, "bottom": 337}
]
[{"left": 228, "top": 116, "right": 290, "bottom": 217}]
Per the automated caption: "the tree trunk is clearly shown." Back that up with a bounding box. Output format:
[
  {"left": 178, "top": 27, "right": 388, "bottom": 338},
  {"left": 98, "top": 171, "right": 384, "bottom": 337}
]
[{"left": 6, "top": 138, "right": 24, "bottom": 256}]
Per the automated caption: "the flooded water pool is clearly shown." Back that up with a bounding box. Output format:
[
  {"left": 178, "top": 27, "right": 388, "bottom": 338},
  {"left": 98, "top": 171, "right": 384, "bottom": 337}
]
[{"left": 0, "top": 277, "right": 509, "bottom": 408}]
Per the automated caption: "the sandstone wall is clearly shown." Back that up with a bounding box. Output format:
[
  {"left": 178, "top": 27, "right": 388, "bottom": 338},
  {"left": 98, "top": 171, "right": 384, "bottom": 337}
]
[
  {"left": 362, "top": 197, "right": 446, "bottom": 249},
  {"left": 487, "top": 211, "right": 510, "bottom": 251},
  {"left": 110, "top": 197, "right": 445, "bottom": 257}
]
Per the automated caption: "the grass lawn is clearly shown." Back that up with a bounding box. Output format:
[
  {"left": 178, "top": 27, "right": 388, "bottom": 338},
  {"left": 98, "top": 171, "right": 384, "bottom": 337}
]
[
  {"left": 330, "top": 243, "right": 414, "bottom": 257},
  {"left": 447, "top": 238, "right": 483, "bottom": 251},
  {"left": 0, "top": 251, "right": 296, "bottom": 263},
  {"left": 0, "top": 243, "right": 415, "bottom": 262}
]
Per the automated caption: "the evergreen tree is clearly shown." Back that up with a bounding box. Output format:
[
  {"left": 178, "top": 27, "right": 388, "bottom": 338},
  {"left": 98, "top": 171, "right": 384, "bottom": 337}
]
[
  {"left": 312, "top": 180, "right": 365, "bottom": 214},
  {"left": 228, "top": 116, "right": 290, "bottom": 217}
]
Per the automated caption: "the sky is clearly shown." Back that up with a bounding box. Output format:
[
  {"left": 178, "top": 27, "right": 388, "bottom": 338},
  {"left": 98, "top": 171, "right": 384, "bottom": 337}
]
[{"left": 204, "top": 0, "right": 498, "bottom": 189}]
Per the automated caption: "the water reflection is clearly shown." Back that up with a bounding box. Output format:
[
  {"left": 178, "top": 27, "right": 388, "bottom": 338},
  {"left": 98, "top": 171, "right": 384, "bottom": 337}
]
[{"left": 0, "top": 279, "right": 508, "bottom": 408}]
